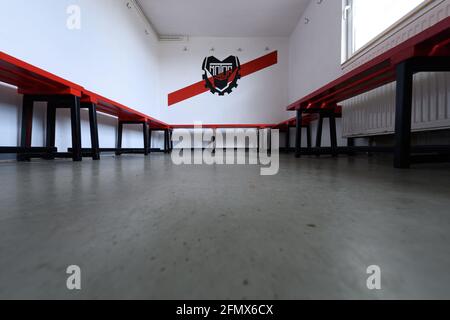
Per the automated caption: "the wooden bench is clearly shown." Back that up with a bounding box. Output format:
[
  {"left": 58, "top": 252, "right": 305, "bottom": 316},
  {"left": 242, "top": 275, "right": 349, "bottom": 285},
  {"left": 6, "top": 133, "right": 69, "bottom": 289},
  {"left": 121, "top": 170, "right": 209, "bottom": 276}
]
[{"left": 287, "top": 17, "right": 450, "bottom": 168}]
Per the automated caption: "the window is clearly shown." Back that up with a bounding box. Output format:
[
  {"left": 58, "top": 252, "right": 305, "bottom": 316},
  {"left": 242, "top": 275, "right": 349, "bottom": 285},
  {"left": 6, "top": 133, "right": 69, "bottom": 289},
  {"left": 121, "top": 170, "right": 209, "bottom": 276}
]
[{"left": 342, "top": 0, "right": 427, "bottom": 62}]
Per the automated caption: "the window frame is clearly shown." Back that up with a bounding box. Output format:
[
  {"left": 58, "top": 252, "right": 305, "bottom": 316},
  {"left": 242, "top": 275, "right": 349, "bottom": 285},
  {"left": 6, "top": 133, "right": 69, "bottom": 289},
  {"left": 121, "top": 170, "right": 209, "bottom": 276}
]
[{"left": 341, "top": 0, "right": 431, "bottom": 64}]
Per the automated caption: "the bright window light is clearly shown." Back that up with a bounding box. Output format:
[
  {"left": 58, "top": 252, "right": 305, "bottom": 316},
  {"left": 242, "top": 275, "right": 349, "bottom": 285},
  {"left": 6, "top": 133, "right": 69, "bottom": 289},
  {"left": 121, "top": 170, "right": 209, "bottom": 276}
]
[{"left": 344, "top": 0, "right": 427, "bottom": 60}]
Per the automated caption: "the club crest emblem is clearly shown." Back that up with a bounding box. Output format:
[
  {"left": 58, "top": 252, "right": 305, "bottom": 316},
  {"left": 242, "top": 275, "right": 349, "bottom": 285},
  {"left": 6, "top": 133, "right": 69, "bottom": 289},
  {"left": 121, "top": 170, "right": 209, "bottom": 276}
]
[{"left": 202, "top": 56, "right": 241, "bottom": 95}]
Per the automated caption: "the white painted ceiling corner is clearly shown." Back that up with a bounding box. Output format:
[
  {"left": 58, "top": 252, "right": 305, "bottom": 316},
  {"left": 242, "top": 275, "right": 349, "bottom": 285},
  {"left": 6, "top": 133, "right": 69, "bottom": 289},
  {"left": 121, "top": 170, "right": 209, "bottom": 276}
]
[
  {"left": 132, "top": 0, "right": 189, "bottom": 41},
  {"left": 135, "top": 0, "right": 311, "bottom": 38}
]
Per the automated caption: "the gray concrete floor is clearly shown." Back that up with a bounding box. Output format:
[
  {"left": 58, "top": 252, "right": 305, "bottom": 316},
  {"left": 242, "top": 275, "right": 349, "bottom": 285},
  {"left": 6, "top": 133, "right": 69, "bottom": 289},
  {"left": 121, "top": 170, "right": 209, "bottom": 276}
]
[{"left": 0, "top": 153, "right": 449, "bottom": 299}]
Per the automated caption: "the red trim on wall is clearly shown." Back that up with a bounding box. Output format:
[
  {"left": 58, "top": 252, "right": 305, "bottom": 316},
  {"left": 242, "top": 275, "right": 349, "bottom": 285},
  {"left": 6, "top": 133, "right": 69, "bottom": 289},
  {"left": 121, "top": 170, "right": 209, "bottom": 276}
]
[{"left": 168, "top": 51, "right": 278, "bottom": 106}]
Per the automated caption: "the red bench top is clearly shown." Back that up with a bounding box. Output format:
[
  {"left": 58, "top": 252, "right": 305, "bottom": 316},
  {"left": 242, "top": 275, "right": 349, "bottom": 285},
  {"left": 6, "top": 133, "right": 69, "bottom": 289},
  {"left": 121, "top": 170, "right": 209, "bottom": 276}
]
[
  {"left": 0, "top": 51, "right": 84, "bottom": 96},
  {"left": 0, "top": 51, "right": 168, "bottom": 129},
  {"left": 272, "top": 114, "right": 318, "bottom": 129},
  {"left": 288, "top": 17, "right": 450, "bottom": 111},
  {"left": 81, "top": 90, "right": 169, "bottom": 129}
]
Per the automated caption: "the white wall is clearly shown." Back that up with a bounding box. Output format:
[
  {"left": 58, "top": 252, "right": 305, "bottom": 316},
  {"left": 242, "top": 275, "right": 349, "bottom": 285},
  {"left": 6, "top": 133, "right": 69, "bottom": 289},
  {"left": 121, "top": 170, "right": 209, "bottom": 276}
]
[
  {"left": 0, "top": 1, "right": 290, "bottom": 152},
  {"left": 287, "top": 0, "right": 347, "bottom": 147},
  {"left": 159, "top": 37, "right": 289, "bottom": 125},
  {"left": 0, "top": 0, "right": 163, "bottom": 152},
  {"left": 3, "top": 0, "right": 445, "bottom": 156},
  {"left": 288, "top": 0, "right": 343, "bottom": 103}
]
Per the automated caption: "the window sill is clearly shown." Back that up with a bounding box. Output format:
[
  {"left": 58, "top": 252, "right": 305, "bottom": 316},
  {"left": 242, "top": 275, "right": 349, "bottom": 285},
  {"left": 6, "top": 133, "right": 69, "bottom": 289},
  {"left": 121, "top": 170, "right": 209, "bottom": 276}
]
[{"left": 341, "top": 0, "right": 445, "bottom": 71}]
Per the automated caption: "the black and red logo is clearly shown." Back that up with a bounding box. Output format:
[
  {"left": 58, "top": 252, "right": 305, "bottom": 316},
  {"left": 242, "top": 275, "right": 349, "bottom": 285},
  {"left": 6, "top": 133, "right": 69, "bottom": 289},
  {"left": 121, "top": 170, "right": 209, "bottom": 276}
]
[{"left": 202, "top": 56, "right": 241, "bottom": 96}]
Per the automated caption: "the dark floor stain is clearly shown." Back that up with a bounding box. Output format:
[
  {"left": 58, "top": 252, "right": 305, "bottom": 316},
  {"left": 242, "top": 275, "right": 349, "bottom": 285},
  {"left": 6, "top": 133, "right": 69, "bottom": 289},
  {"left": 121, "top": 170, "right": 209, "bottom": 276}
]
[
  {"left": 243, "top": 279, "right": 249, "bottom": 286},
  {"left": 307, "top": 224, "right": 317, "bottom": 228}
]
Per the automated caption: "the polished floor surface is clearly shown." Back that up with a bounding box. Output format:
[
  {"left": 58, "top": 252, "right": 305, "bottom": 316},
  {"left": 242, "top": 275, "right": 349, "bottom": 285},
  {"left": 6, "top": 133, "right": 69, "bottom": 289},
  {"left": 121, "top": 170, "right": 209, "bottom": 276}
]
[{"left": 0, "top": 153, "right": 449, "bottom": 299}]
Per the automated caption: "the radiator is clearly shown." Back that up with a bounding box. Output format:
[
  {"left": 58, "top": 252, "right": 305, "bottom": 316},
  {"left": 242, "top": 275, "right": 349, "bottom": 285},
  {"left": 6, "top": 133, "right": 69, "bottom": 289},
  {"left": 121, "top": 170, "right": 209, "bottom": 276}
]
[{"left": 341, "top": 0, "right": 450, "bottom": 138}]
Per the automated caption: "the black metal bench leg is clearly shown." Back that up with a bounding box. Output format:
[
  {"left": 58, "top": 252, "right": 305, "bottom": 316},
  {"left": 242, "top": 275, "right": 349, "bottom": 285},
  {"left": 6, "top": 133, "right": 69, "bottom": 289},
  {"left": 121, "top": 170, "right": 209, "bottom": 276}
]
[
  {"left": 295, "top": 110, "right": 302, "bottom": 158},
  {"left": 87, "top": 103, "right": 100, "bottom": 160},
  {"left": 167, "top": 129, "right": 170, "bottom": 153},
  {"left": 285, "top": 126, "right": 290, "bottom": 153},
  {"left": 368, "top": 137, "right": 374, "bottom": 157},
  {"left": 256, "top": 129, "right": 259, "bottom": 153},
  {"left": 45, "top": 101, "right": 56, "bottom": 160},
  {"left": 116, "top": 121, "right": 123, "bottom": 156},
  {"left": 306, "top": 125, "right": 312, "bottom": 148},
  {"left": 329, "top": 113, "right": 338, "bottom": 158},
  {"left": 163, "top": 130, "right": 167, "bottom": 153},
  {"left": 18, "top": 95, "right": 34, "bottom": 161},
  {"left": 212, "top": 129, "right": 217, "bottom": 154},
  {"left": 170, "top": 130, "right": 174, "bottom": 152},
  {"left": 268, "top": 128, "right": 272, "bottom": 154},
  {"left": 143, "top": 122, "right": 149, "bottom": 156},
  {"left": 70, "top": 96, "right": 82, "bottom": 162},
  {"left": 348, "top": 137, "right": 355, "bottom": 156},
  {"left": 394, "top": 61, "right": 413, "bottom": 169},
  {"left": 315, "top": 114, "right": 323, "bottom": 157},
  {"left": 316, "top": 115, "right": 323, "bottom": 148},
  {"left": 164, "top": 129, "right": 169, "bottom": 153},
  {"left": 148, "top": 129, "right": 152, "bottom": 153}
]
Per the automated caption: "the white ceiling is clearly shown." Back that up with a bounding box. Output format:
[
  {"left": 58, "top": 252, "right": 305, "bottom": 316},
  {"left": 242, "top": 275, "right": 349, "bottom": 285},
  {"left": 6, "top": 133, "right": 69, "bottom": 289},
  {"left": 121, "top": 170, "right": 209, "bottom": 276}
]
[{"left": 137, "top": 0, "right": 310, "bottom": 37}]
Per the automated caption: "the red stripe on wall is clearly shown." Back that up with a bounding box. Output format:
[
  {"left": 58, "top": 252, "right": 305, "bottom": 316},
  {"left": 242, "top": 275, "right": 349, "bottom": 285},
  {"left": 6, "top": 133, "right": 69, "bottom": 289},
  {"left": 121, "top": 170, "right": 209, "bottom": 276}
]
[{"left": 168, "top": 51, "right": 278, "bottom": 106}]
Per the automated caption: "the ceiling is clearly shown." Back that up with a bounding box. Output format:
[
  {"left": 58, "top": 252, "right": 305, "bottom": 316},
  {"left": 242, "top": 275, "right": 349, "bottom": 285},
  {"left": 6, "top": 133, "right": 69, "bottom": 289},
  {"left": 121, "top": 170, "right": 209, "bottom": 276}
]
[{"left": 137, "top": 0, "right": 310, "bottom": 37}]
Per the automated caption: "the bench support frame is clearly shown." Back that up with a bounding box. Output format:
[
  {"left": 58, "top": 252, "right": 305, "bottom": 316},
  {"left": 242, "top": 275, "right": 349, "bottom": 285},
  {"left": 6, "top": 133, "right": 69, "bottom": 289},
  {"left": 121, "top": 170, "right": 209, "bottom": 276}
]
[
  {"left": 114, "top": 124, "right": 171, "bottom": 156},
  {"left": 85, "top": 103, "right": 100, "bottom": 160},
  {"left": 14, "top": 94, "right": 83, "bottom": 162},
  {"left": 295, "top": 110, "right": 336, "bottom": 158},
  {"left": 116, "top": 121, "right": 150, "bottom": 156},
  {"left": 394, "top": 56, "right": 450, "bottom": 168}
]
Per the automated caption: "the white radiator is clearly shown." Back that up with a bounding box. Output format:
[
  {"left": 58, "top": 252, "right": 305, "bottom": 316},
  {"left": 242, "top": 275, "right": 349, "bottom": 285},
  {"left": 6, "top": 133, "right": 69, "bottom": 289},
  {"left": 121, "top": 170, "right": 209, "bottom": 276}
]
[{"left": 341, "top": 0, "right": 450, "bottom": 138}]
